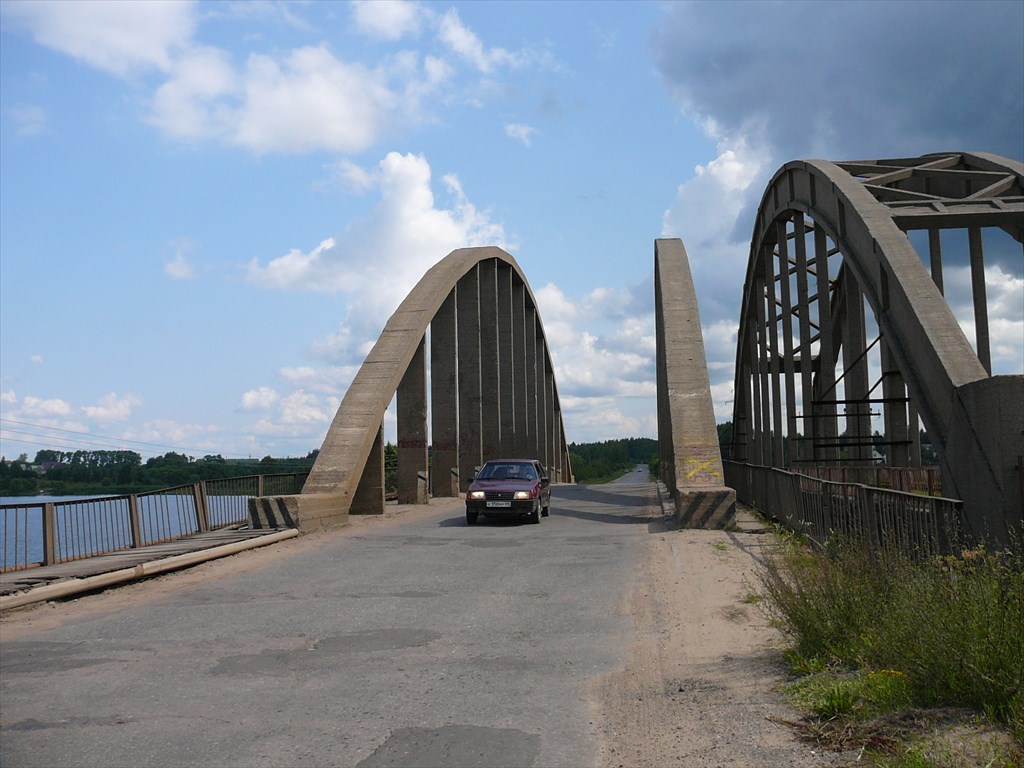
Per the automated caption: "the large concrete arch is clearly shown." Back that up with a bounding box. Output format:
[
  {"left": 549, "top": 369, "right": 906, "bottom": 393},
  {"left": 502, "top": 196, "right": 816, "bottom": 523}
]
[
  {"left": 730, "top": 152, "right": 1023, "bottom": 542},
  {"left": 655, "top": 238, "right": 736, "bottom": 528},
  {"left": 255, "top": 246, "right": 572, "bottom": 532}
]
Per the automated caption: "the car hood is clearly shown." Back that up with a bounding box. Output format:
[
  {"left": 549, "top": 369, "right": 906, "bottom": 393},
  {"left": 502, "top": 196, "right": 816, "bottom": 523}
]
[{"left": 468, "top": 479, "right": 538, "bottom": 492}]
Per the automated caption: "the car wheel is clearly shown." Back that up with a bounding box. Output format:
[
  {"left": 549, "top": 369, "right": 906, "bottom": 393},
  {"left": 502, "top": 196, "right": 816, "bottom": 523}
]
[
  {"left": 466, "top": 510, "right": 478, "bottom": 525},
  {"left": 529, "top": 504, "right": 540, "bottom": 524}
]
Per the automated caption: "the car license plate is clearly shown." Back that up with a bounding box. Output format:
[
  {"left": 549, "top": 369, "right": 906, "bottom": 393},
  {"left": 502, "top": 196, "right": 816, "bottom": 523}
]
[{"left": 486, "top": 501, "right": 512, "bottom": 508}]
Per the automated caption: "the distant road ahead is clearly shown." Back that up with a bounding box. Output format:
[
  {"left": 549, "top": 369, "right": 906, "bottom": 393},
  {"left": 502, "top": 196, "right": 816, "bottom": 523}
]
[{"left": 1, "top": 476, "right": 666, "bottom": 768}]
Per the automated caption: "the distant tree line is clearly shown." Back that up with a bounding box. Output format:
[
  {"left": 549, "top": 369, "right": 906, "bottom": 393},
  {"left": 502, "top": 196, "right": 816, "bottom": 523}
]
[
  {"left": 569, "top": 437, "right": 659, "bottom": 483},
  {"left": 0, "top": 449, "right": 320, "bottom": 496}
]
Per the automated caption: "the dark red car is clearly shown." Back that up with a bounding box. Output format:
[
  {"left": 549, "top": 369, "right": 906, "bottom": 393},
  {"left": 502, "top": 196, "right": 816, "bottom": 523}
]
[{"left": 465, "top": 459, "right": 551, "bottom": 525}]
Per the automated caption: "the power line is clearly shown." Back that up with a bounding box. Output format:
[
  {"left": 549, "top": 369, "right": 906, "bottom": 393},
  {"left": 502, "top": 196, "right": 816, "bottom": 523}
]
[{"left": 0, "top": 417, "right": 316, "bottom": 460}]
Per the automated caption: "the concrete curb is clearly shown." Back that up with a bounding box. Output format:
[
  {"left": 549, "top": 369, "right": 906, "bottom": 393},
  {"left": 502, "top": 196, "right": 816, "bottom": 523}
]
[{"left": 0, "top": 529, "right": 299, "bottom": 612}]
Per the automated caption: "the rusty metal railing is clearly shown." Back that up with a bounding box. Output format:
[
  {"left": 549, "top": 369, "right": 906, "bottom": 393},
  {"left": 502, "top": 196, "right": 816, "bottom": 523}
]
[
  {"left": 1, "top": 473, "right": 307, "bottom": 572},
  {"left": 725, "top": 461, "right": 963, "bottom": 555}
]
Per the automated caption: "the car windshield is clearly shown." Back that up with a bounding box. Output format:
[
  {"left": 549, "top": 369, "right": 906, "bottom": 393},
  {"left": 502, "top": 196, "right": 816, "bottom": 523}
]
[{"left": 477, "top": 462, "right": 536, "bottom": 481}]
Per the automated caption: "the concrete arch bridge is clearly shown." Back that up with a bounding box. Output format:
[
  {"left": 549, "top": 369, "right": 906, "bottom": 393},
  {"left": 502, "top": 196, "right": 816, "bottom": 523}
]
[{"left": 254, "top": 152, "right": 1022, "bottom": 546}]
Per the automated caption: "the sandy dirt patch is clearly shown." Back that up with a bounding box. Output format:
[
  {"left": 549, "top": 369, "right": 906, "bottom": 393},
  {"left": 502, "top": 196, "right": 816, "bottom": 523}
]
[{"left": 591, "top": 527, "right": 853, "bottom": 768}]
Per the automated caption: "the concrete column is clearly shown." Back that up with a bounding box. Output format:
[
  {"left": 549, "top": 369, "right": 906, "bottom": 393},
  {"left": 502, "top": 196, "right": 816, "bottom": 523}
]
[
  {"left": 841, "top": 270, "right": 871, "bottom": 465},
  {"left": 431, "top": 289, "right": 459, "bottom": 497},
  {"left": 656, "top": 255, "right": 675, "bottom": 480},
  {"left": 794, "top": 217, "right": 814, "bottom": 465},
  {"left": 479, "top": 259, "right": 501, "bottom": 462},
  {"left": 352, "top": 424, "right": 385, "bottom": 515},
  {"left": 546, "top": 368, "right": 557, "bottom": 477},
  {"left": 813, "top": 226, "right": 839, "bottom": 464},
  {"left": 497, "top": 264, "right": 515, "bottom": 456},
  {"left": 537, "top": 338, "right": 550, "bottom": 471},
  {"left": 512, "top": 280, "right": 529, "bottom": 457},
  {"left": 881, "top": 339, "right": 911, "bottom": 467},
  {"left": 754, "top": 267, "right": 771, "bottom": 465},
  {"left": 928, "top": 229, "right": 944, "bottom": 295},
  {"left": 968, "top": 227, "right": 991, "bottom": 374},
  {"left": 525, "top": 304, "right": 539, "bottom": 458},
  {"left": 397, "top": 335, "right": 428, "bottom": 503},
  {"left": 457, "top": 266, "right": 482, "bottom": 491},
  {"left": 764, "top": 244, "right": 784, "bottom": 466},
  {"left": 776, "top": 220, "right": 798, "bottom": 467}
]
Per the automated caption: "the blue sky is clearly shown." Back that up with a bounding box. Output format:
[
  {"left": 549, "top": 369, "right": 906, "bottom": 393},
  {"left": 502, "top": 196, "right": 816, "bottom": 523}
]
[{"left": 1, "top": 0, "right": 1022, "bottom": 462}]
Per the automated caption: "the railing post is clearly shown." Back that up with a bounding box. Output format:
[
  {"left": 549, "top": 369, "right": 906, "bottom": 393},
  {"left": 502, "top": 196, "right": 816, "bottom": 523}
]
[
  {"left": 258, "top": 474, "right": 265, "bottom": 497},
  {"left": 862, "top": 486, "right": 880, "bottom": 548},
  {"left": 194, "top": 482, "right": 210, "bottom": 532},
  {"left": 821, "top": 479, "right": 832, "bottom": 544},
  {"left": 128, "top": 494, "right": 143, "bottom": 549},
  {"left": 41, "top": 502, "right": 56, "bottom": 566}
]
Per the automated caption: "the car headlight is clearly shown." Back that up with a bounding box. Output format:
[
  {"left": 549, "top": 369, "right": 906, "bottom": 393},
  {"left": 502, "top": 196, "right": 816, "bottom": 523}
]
[
  {"left": 468, "top": 490, "right": 486, "bottom": 499},
  {"left": 514, "top": 490, "right": 532, "bottom": 500}
]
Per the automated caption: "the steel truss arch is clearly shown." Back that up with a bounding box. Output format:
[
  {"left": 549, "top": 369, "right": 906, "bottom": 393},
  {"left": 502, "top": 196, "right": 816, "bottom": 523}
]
[
  {"left": 731, "top": 152, "right": 1023, "bottom": 541},
  {"left": 257, "top": 246, "right": 572, "bottom": 531}
]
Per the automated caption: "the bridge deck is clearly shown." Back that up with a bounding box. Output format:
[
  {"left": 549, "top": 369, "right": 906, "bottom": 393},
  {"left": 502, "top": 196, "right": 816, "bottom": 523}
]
[{"left": 0, "top": 527, "right": 293, "bottom": 599}]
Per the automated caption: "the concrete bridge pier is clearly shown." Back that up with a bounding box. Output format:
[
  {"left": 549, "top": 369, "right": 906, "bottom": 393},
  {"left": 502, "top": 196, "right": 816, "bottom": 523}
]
[{"left": 655, "top": 238, "right": 737, "bottom": 529}]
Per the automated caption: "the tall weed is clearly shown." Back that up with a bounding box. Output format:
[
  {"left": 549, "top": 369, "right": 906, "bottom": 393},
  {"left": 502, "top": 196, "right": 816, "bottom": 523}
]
[{"left": 758, "top": 534, "right": 1024, "bottom": 735}]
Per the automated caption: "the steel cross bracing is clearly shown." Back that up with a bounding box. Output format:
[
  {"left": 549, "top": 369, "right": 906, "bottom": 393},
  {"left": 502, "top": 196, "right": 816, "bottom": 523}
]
[{"left": 730, "top": 152, "right": 1023, "bottom": 543}]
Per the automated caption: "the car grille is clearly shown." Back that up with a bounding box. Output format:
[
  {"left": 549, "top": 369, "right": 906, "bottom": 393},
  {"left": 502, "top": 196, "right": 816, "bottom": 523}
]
[{"left": 485, "top": 491, "right": 515, "bottom": 501}]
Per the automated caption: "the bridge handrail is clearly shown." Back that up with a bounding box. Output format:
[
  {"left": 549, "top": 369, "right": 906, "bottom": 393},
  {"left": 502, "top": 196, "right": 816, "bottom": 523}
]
[
  {"left": 724, "top": 460, "right": 964, "bottom": 555},
  {"left": 0, "top": 473, "right": 308, "bottom": 573}
]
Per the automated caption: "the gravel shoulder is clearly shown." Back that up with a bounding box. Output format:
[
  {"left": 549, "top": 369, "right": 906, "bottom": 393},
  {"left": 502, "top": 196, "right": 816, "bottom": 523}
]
[{"left": 590, "top": 524, "right": 854, "bottom": 768}]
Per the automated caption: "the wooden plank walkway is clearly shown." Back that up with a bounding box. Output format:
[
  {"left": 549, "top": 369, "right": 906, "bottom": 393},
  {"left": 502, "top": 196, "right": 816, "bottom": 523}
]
[{"left": 1, "top": 527, "right": 293, "bottom": 597}]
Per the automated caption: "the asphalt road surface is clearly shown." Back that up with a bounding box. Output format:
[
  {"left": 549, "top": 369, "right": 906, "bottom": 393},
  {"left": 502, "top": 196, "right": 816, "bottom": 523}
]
[{"left": 1, "top": 468, "right": 667, "bottom": 768}]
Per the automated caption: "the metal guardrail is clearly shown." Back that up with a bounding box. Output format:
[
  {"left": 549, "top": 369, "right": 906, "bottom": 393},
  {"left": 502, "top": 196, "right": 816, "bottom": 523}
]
[
  {"left": 725, "top": 461, "right": 963, "bottom": 555},
  {"left": 787, "top": 465, "right": 942, "bottom": 497},
  {"left": 1, "top": 473, "right": 307, "bottom": 573}
]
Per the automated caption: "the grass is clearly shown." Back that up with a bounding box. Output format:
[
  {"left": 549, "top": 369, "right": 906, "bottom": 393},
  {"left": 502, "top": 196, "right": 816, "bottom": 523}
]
[{"left": 756, "top": 532, "right": 1024, "bottom": 766}]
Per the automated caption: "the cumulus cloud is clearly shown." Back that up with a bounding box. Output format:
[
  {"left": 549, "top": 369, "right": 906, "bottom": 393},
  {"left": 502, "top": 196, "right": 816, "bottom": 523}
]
[
  {"left": 437, "top": 8, "right": 522, "bottom": 73},
  {"left": 534, "top": 280, "right": 659, "bottom": 441},
  {"left": 248, "top": 151, "right": 508, "bottom": 362},
  {"left": 943, "top": 263, "right": 1024, "bottom": 375},
  {"left": 81, "top": 393, "right": 141, "bottom": 421},
  {"left": 20, "top": 396, "right": 73, "bottom": 418},
  {"left": 239, "top": 386, "right": 279, "bottom": 411},
  {"left": 351, "top": 0, "right": 425, "bottom": 41},
  {"left": 3, "top": 0, "right": 195, "bottom": 77},
  {"left": 165, "top": 251, "right": 196, "bottom": 280},
  {"left": 251, "top": 390, "right": 338, "bottom": 437},
  {"left": 149, "top": 46, "right": 237, "bottom": 140},
  {"left": 6, "top": 0, "right": 546, "bottom": 158},
  {"left": 505, "top": 123, "right": 537, "bottom": 147}
]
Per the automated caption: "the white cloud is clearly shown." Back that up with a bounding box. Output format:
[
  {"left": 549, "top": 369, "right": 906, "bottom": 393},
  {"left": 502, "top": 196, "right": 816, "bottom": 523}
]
[
  {"left": 944, "top": 263, "right": 1024, "bottom": 375},
  {"left": 234, "top": 46, "right": 395, "bottom": 154},
  {"left": 251, "top": 390, "right": 337, "bottom": 437},
  {"left": 149, "top": 46, "right": 238, "bottom": 140},
  {"left": 10, "top": 104, "right": 47, "bottom": 136},
  {"left": 240, "top": 387, "right": 280, "bottom": 411},
  {"left": 248, "top": 152, "right": 508, "bottom": 363},
  {"left": 505, "top": 123, "right": 537, "bottom": 147},
  {"left": 3, "top": 0, "right": 196, "bottom": 77},
  {"left": 1, "top": 390, "right": 16, "bottom": 404},
  {"left": 351, "top": 0, "right": 425, "bottom": 41},
  {"left": 437, "top": 8, "right": 534, "bottom": 73},
  {"left": 165, "top": 251, "right": 196, "bottom": 280},
  {"left": 125, "top": 419, "right": 219, "bottom": 453},
  {"left": 81, "top": 392, "right": 140, "bottom": 421},
  {"left": 30, "top": 355, "right": 43, "bottom": 365},
  {"left": 20, "top": 396, "right": 73, "bottom": 418}
]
